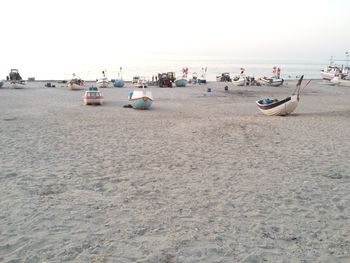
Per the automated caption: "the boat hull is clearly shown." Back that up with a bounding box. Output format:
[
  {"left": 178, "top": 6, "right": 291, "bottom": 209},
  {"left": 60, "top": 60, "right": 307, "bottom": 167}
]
[
  {"left": 320, "top": 71, "right": 336, "bottom": 81},
  {"left": 256, "top": 95, "right": 298, "bottom": 116},
  {"left": 260, "top": 78, "right": 284, "bottom": 87},
  {"left": 128, "top": 90, "right": 153, "bottom": 109},
  {"left": 68, "top": 83, "right": 84, "bottom": 90},
  {"left": 84, "top": 98, "right": 103, "bottom": 105},
  {"left": 113, "top": 79, "right": 125, "bottom": 88},
  {"left": 175, "top": 78, "right": 188, "bottom": 87},
  {"left": 232, "top": 78, "right": 245, "bottom": 86},
  {"left": 96, "top": 80, "right": 109, "bottom": 88}
]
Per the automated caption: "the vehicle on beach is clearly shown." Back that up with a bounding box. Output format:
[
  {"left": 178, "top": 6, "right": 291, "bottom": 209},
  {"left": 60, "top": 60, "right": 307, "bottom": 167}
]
[
  {"left": 8, "top": 69, "right": 26, "bottom": 88},
  {"left": 67, "top": 74, "right": 84, "bottom": 90},
  {"left": 96, "top": 70, "right": 109, "bottom": 88},
  {"left": 158, "top": 72, "right": 173, "bottom": 88},
  {"left": 256, "top": 75, "right": 310, "bottom": 116},
  {"left": 216, "top": 72, "right": 232, "bottom": 82},
  {"left": 83, "top": 86, "right": 103, "bottom": 105},
  {"left": 128, "top": 81, "right": 153, "bottom": 109}
]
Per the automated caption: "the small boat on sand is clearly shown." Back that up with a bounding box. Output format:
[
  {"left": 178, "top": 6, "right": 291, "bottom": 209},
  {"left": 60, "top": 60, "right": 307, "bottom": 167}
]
[
  {"left": 134, "top": 77, "right": 147, "bottom": 88},
  {"left": 175, "top": 67, "right": 188, "bottom": 87},
  {"left": 128, "top": 82, "right": 153, "bottom": 109},
  {"left": 113, "top": 67, "right": 125, "bottom": 88},
  {"left": 259, "top": 66, "right": 284, "bottom": 87},
  {"left": 256, "top": 75, "right": 309, "bottom": 116},
  {"left": 67, "top": 74, "right": 84, "bottom": 90},
  {"left": 96, "top": 71, "right": 109, "bottom": 88},
  {"left": 83, "top": 86, "right": 103, "bottom": 105}
]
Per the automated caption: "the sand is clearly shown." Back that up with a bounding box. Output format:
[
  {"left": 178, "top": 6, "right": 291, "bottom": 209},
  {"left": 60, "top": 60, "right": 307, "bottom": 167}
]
[{"left": 0, "top": 80, "right": 350, "bottom": 262}]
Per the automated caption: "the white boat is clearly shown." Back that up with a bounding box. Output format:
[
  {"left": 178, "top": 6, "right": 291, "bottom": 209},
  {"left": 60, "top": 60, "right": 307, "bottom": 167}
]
[
  {"left": 67, "top": 77, "right": 84, "bottom": 90},
  {"left": 134, "top": 77, "right": 147, "bottom": 88},
  {"left": 256, "top": 76, "right": 309, "bottom": 116},
  {"left": 259, "top": 66, "right": 284, "bottom": 87},
  {"left": 256, "top": 95, "right": 299, "bottom": 116},
  {"left": 83, "top": 87, "right": 103, "bottom": 105},
  {"left": 232, "top": 76, "right": 246, "bottom": 86},
  {"left": 96, "top": 70, "right": 109, "bottom": 88},
  {"left": 320, "top": 56, "right": 349, "bottom": 80},
  {"left": 259, "top": 77, "right": 284, "bottom": 87}
]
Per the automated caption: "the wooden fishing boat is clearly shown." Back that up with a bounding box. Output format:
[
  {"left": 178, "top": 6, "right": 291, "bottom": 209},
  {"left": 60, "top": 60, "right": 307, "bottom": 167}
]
[
  {"left": 256, "top": 76, "right": 308, "bottom": 116},
  {"left": 96, "top": 70, "right": 109, "bottom": 88},
  {"left": 113, "top": 67, "right": 125, "bottom": 87},
  {"left": 67, "top": 78, "right": 84, "bottom": 90},
  {"left": 175, "top": 67, "right": 188, "bottom": 87},
  {"left": 128, "top": 83, "right": 153, "bottom": 109},
  {"left": 83, "top": 87, "right": 103, "bottom": 105}
]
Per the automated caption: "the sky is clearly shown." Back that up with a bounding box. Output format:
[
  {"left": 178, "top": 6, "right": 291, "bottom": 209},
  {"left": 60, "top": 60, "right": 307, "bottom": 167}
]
[{"left": 1, "top": 0, "right": 349, "bottom": 79}]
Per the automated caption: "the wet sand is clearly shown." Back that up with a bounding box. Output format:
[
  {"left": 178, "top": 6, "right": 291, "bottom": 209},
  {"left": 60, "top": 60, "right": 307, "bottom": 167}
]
[{"left": 0, "top": 80, "right": 350, "bottom": 262}]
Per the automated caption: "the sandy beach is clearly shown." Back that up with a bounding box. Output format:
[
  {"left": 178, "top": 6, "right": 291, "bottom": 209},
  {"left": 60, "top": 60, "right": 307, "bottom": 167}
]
[{"left": 1, "top": 80, "right": 350, "bottom": 262}]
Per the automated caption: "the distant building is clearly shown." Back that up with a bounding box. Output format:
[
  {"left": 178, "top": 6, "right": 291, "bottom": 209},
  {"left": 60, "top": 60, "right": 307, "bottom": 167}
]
[{"left": 28, "top": 77, "right": 35, "bottom": 81}]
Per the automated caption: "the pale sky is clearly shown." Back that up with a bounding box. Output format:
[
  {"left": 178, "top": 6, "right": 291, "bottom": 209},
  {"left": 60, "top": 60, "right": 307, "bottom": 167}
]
[{"left": 1, "top": 0, "right": 349, "bottom": 79}]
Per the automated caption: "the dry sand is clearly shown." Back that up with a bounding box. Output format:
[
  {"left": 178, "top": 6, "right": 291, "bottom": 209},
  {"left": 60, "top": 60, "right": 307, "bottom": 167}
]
[{"left": 0, "top": 80, "right": 350, "bottom": 262}]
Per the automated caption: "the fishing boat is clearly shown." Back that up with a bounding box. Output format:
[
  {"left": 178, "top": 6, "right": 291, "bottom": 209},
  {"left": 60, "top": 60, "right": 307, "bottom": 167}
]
[
  {"left": 232, "top": 76, "right": 246, "bottom": 86},
  {"left": 96, "top": 70, "right": 109, "bottom": 88},
  {"left": 259, "top": 66, "right": 284, "bottom": 87},
  {"left": 175, "top": 67, "right": 188, "bottom": 87},
  {"left": 198, "top": 67, "right": 207, "bottom": 84},
  {"left": 113, "top": 67, "right": 125, "bottom": 87},
  {"left": 67, "top": 74, "right": 84, "bottom": 90},
  {"left": 134, "top": 77, "right": 147, "bottom": 88},
  {"left": 320, "top": 55, "right": 349, "bottom": 80},
  {"left": 216, "top": 73, "right": 231, "bottom": 82},
  {"left": 83, "top": 86, "right": 103, "bottom": 105},
  {"left": 128, "top": 83, "right": 153, "bottom": 110},
  {"left": 260, "top": 77, "right": 284, "bottom": 87},
  {"left": 256, "top": 75, "right": 309, "bottom": 116}
]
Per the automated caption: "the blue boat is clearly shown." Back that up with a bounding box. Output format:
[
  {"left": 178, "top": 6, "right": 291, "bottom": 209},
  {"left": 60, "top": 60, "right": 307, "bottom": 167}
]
[
  {"left": 175, "top": 78, "right": 188, "bottom": 87},
  {"left": 175, "top": 67, "right": 188, "bottom": 87},
  {"left": 113, "top": 79, "right": 125, "bottom": 88},
  {"left": 113, "top": 67, "right": 125, "bottom": 87},
  {"left": 128, "top": 89, "right": 153, "bottom": 110}
]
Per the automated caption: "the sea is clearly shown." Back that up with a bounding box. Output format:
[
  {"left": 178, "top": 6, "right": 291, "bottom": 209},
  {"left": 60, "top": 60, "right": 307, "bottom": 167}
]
[
  {"left": 9, "top": 57, "right": 346, "bottom": 81},
  {"left": 67, "top": 57, "right": 331, "bottom": 82}
]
